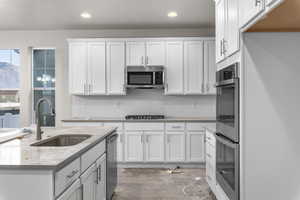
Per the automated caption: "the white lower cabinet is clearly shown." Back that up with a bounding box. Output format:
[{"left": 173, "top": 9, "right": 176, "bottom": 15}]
[
  {"left": 81, "top": 164, "right": 97, "bottom": 200},
  {"left": 144, "top": 131, "right": 164, "bottom": 162},
  {"left": 57, "top": 180, "right": 82, "bottom": 200},
  {"left": 186, "top": 131, "right": 205, "bottom": 162},
  {"left": 96, "top": 154, "right": 106, "bottom": 200},
  {"left": 205, "top": 129, "right": 216, "bottom": 194},
  {"left": 165, "top": 132, "right": 185, "bottom": 162},
  {"left": 125, "top": 131, "right": 144, "bottom": 162}
]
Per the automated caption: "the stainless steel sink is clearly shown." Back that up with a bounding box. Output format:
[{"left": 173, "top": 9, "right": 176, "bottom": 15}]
[{"left": 31, "top": 134, "right": 92, "bottom": 147}]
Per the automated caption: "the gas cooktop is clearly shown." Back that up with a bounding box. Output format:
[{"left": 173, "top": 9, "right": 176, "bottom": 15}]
[{"left": 125, "top": 115, "right": 165, "bottom": 120}]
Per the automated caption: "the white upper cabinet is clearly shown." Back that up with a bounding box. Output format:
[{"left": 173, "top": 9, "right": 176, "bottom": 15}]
[
  {"left": 204, "top": 41, "right": 216, "bottom": 94},
  {"left": 106, "top": 42, "right": 126, "bottom": 95},
  {"left": 226, "top": 0, "right": 239, "bottom": 56},
  {"left": 165, "top": 41, "right": 184, "bottom": 95},
  {"left": 126, "top": 42, "right": 146, "bottom": 66},
  {"left": 126, "top": 41, "right": 165, "bottom": 66},
  {"left": 240, "top": 0, "right": 265, "bottom": 28},
  {"left": 215, "top": 0, "right": 226, "bottom": 63},
  {"left": 87, "top": 42, "right": 106, "bottom": 95},
  {"left": 184, "top": 41, "right": 204, "bottom": 95},
  {"left": 69, "top": 42, "right": 87, "bottom": 95},
  {"left": 215, "top": 0, "right": 240, "bottom": 63},
  {"left": 146, "top": 42, "right": 166, "bottom": 66},
  {"left": 69, "top": 39, "right": 126, "bottom": 96}
]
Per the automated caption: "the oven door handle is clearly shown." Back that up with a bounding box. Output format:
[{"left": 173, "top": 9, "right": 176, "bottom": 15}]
[
  {"left": 216, "top": 132, "right": 239, "bottom": 148},
  {"left": 215, "top": 78, "right": 238, "bottom": 87}
]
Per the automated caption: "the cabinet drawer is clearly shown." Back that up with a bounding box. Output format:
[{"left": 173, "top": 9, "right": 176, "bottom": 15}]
[
  {"left": 81, "top": 140, "right": 106, "bottom": 172},
  {"left": 124, "top": 123, "right": 164, "bottom": 131},
  {"left": 103, "top": 122, "right": 123, "bottom": 131},
  {"left": 55, "top": 158, "right": 81, "bottom": 197},
  {"left": 166, "top": 123, "right": 185, "bottom": 131},
  {"left": 186, "top": 123, "right": 205, "bottom": 131}
]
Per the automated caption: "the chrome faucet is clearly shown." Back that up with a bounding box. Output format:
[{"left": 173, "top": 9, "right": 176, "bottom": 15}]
[{"left": 35, "top": 97, "right": 55, "bottom": 140}]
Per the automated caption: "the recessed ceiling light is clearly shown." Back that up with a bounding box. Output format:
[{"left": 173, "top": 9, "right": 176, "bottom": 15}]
[
  {"left": 81, "top": 12, "right": 92, "bottom": 19},
  {"left": 168, "top": 11, "right": 178, "bottom": 18}
]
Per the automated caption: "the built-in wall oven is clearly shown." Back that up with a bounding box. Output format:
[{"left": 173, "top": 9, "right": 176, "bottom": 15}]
[{"left": 216, "top": 63, "right": 239, "bottom": 200}]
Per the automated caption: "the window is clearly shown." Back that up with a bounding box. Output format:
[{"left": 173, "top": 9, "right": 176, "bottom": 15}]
[
  {"left": 32, "top": 49, "right": 55, "bottom": 127},
  {"left": 0, "top": 49, "right": 20, "bottom": 128}
]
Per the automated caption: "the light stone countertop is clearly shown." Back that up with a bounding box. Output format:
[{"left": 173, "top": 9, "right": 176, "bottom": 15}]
[
  {"left": 0, "top": 126, "right": 116, "bottom": 171},
  {"left": 204, "top": 123, "right": 216, "bottom": 133},
  {"left": 62, "top": 117, "right": 216, "bottom": 123}
]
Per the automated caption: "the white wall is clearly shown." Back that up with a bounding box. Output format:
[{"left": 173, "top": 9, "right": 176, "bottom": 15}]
[
  {"left": 0, "top": 28, "right": 215, "bottom": 127},
  {"left": 72, "top": 90, "right": 216, "bottom": 118},
  {"left": 242, "top": 33, "right": 300, "bottom": 200}
]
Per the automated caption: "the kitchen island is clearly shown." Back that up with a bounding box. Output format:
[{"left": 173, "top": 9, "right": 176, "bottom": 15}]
[{"left": 0, "top": 126, "right": 117, "bottom": 200}]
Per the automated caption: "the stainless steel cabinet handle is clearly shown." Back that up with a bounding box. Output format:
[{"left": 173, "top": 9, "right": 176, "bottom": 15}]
[
  {"left": 66, "top": 170, "right": 79, "bottom": 179},
  {"left": 141, "top": 56, "right": 144, "bottom": 65},
  {"left": 141, "top": 135, "right": 143, "bottom": 143},
  {"left": 172, "top": 126, "right": 182, "bottom": 129},
  {"left": 223, "top": 39, "right": 227, "bottom": 55},
  {"left": 206, "top": 83, "right": 210, "bottom": 93},
  {"left": 98, "top": 165, "right": 102, "bottom": 182},
  {"left": 95, "top": 168, "right": 99, "bottom": 184},
  {"left": 255, "top": 0, "right": 261, "bottom": 6},
  {"left": 220, "top": 40, "right": 223, "bottom": 56},
  {"left": 146, "top": 56, "right": 149, "bottom": 65}
]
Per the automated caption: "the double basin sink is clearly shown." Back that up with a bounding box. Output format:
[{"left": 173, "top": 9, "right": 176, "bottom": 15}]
[{"left": 31, "top": 134, "right": 92, "bottom": 147}]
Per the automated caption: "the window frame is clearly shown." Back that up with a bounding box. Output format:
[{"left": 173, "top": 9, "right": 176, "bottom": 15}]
[{"left": 31, "top": 47, "right": 56, "bottom": 126}]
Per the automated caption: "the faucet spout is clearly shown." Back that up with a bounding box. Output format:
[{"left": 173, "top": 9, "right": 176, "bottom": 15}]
[{"left": 35, "top": 97, "right": 55, "bottom": 140}]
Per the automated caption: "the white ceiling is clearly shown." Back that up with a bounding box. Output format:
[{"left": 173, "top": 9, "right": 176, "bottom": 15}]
[{"left": 0, "top": 0, "right": 215, "bottom": 30}]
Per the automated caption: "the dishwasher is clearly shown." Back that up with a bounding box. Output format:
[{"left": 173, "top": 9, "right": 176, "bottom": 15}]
[{"left": 106, "top": 132, "right": 118, "bottom": 200}]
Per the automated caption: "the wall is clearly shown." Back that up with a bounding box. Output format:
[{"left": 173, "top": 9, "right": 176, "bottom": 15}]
[
  {"left": 242, "top": 33, "right": 300, "bottom": 200},
  {"left": 0, "top": 28, "right": 215, "bottom": 127},
  {"left": 72, "top": 90, "right": 216, "bottom": 118}
]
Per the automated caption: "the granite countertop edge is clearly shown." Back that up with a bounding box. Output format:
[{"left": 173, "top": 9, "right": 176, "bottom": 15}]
[{"left": 0, "top": 127, "right": 117, "bottom": 172}]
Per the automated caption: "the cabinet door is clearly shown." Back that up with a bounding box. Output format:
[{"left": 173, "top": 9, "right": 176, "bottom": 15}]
[
  {"left": 165, "top": 41, "right": 184, "bottom": 95},
  {"left": 186, "top": 131, "right": 205, "bottom": 162},
  {"left": 88, "top": 42, "right": 106, "bottom": 95},
  {"left": 144, "top": 131, "right": 164, "bottom": 162},
  {"left": 215, "top": 0, "right": 226, "bottom": 63},
  {"left": 204, "top": 41, "right": 216, "bottom": 95},
  {"left": 57, "top": 180, "right": 82, "bottom": 200},
  {"left": 240, "top": 0, "right": 264, "bottom": 28},
  {"left": 96, "top": 154, "right": 106, "bottom": 200},
  {"left": 106, "top": 42, "right": 126, "bottom": 95},
  {"left": 146, "top": 41, "right": 165, "bottom": 66},
  {"left": 125, "top": 131, "right": 144, "bottom": 162},
  {"left": 126, "top": 42, "right": 145, "bottom": 66},
  {"left": 184, "top": 41, "right": 204, "bottom": 95},
  {"left": 226, "top": 0, "right": 239, "bottom": 56},
  {"left": 69, "top": 42, "right": 87, "bottom": 95},
  {"left": 166, "top": 132, "right": 185, "bottom": 162},
  {"left": 81, "top": 164, "right": 97, "bottom": 200}
]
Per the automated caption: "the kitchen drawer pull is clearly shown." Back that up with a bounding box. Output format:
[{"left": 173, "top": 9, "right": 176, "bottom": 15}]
[
  {"left": 66, "top": 170, "right": 79, "bottom": 179},
  {"left": 206, "top": 154, "right": 212, "bottom": 158},
  {"left": 172, "top": 126, "right": 182, "bottom": 129}
]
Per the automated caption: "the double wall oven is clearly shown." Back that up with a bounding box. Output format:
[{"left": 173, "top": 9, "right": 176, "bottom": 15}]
[{"left": 216, "top": 63, "right": 240, "bottom": 200}]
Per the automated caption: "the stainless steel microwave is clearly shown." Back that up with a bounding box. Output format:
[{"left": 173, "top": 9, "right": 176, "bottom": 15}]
[{"left": 126, "top": 66, "right": 164, "bottom": 89}]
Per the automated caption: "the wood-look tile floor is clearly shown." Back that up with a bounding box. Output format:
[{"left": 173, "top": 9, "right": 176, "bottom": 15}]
[{"left": 112, "top": 168, "right": 217, "bottom": 200}]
